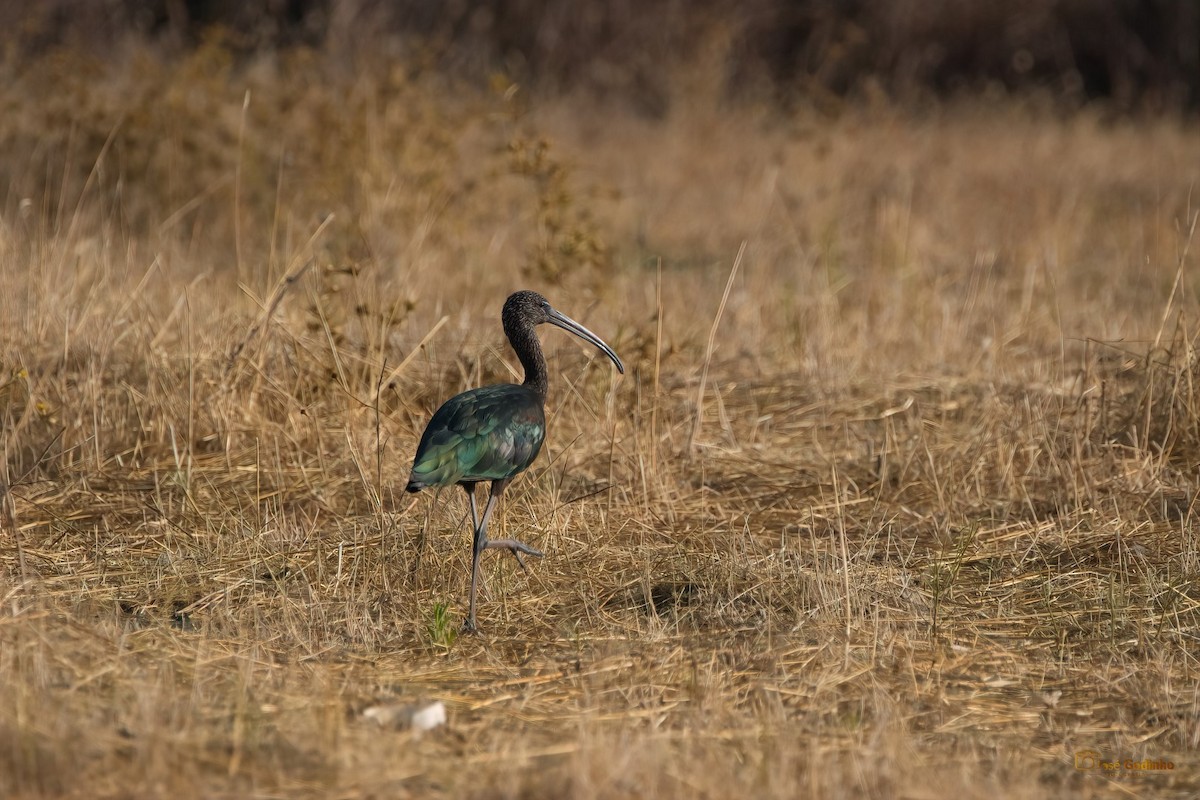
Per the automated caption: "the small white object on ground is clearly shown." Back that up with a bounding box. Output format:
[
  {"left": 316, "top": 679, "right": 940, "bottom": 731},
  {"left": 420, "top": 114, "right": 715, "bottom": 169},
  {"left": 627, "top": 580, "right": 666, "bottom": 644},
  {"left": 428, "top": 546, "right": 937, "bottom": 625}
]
[{"left": 362, "top": 700, "right": 447, "bottom": 734}]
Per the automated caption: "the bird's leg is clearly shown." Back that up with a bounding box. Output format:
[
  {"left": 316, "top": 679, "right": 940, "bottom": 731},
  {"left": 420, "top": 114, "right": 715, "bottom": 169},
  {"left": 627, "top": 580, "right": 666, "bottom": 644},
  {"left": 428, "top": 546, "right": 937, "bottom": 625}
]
[
  {"left": 463, "top": 483, "right": 485, "bottom": 634},
  {"left": 479, "top": 480, "right": 544, "bottom": 571},
  {"left": 464, "top": 482, "right": 497, "bottom": 596},
  {"left": 465, "top": 483, "right": 480, "bottom": 532},
  {"left": 462, "top": 479, "right": 545, "bottom": 632}
]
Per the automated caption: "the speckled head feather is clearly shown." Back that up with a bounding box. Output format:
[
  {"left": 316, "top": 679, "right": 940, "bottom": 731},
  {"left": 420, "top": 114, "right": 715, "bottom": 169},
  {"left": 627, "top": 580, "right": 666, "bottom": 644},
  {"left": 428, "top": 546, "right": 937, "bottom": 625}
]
[
  {"left": 501, "top": 290, "right": 552, "bottom": 336},
  {"left": 502, "top": 290, "right": 554, "bottom": 400}
]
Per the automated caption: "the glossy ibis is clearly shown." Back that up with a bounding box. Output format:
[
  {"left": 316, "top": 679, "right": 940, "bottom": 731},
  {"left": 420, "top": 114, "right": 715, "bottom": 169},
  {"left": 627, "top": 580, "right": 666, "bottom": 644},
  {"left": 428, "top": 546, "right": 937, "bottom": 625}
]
[{"left": 407, "top": 290, "right": 624, "bottom": 632}]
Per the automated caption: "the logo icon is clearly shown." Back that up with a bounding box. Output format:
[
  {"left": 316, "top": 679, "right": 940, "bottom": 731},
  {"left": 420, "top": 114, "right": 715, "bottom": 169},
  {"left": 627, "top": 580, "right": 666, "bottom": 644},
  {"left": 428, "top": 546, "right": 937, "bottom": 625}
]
[{"left": 1075, "top": 750, "right": 1101, "bottom": 770}]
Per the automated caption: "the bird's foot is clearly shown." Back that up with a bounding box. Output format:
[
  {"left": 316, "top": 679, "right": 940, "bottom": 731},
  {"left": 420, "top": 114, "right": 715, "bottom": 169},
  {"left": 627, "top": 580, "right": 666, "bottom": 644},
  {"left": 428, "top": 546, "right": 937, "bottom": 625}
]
[
  {"left": 484, "top": 538, "right": 544, "bottom": 572},
  {"left": 461, "top": 616, "right": 479, "bottom": 635}
]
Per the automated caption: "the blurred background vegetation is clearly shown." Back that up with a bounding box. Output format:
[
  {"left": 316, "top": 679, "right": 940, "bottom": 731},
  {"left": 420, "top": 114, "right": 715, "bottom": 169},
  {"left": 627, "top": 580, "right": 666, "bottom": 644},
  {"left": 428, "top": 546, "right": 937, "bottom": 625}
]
[
  {"left": 5, "top": 0, "right": 1198, "bottom": 113},
  {"left": 2, "top": 7, "right": 1199, "bottom": 797}
]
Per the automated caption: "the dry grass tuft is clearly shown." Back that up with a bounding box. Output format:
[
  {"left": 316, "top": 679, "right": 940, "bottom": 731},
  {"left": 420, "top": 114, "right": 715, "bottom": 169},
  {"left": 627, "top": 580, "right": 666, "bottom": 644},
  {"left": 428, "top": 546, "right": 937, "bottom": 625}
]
[{"left": 0, "top": 40, "right": 1198, "bottom": 799}]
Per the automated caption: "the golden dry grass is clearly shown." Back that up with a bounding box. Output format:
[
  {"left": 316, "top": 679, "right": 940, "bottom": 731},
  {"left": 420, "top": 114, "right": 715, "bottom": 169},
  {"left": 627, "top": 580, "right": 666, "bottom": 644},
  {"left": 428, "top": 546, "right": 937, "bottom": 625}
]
[{"left": 1, "top": 41, "right": 1199, "bottom": 799}]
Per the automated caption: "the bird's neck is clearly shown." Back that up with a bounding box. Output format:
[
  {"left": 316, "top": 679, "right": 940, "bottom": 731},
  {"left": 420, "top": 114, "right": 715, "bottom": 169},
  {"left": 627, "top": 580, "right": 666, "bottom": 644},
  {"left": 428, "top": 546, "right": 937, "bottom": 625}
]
[{"left": 507, "top": 321, "right": 548, "bottom": 402}]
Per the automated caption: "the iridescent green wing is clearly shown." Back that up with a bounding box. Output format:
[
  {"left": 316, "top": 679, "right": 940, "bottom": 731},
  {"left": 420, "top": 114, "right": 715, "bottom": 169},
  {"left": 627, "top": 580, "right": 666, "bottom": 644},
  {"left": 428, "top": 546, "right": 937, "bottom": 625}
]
[{"left": 407, "top": 384, "right": 546, "bottom": 490}]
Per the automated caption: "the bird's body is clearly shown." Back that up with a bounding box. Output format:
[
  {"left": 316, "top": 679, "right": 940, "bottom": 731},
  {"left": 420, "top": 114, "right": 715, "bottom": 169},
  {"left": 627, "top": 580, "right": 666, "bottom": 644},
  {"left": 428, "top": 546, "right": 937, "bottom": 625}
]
[
  {"left": 406, "top": 384, "right": 545, "bottom": 491},
  {"left": 407, "top": 290, "right": 624, "bottom": 632}
]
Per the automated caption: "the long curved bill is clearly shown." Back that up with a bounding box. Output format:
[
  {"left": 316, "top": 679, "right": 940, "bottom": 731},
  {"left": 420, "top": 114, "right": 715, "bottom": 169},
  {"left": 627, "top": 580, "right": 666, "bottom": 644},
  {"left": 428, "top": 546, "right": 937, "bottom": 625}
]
[{"left": 547, "top": 307, "right": 625, "bottom": 374}]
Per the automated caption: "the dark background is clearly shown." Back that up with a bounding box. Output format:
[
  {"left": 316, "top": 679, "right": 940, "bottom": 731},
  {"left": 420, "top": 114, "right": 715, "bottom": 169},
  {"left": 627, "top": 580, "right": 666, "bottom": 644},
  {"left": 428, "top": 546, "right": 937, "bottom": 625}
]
[{"left": 5, "top": 0, "right": 1199, "bottom": 112}]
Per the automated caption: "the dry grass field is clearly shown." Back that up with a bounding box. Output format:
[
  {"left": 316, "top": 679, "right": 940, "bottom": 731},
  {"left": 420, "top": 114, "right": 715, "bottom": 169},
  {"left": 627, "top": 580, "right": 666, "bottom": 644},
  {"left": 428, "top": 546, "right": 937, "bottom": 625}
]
[{"left": 1, "top": 39, "right": 1199, "bottom": 799}]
